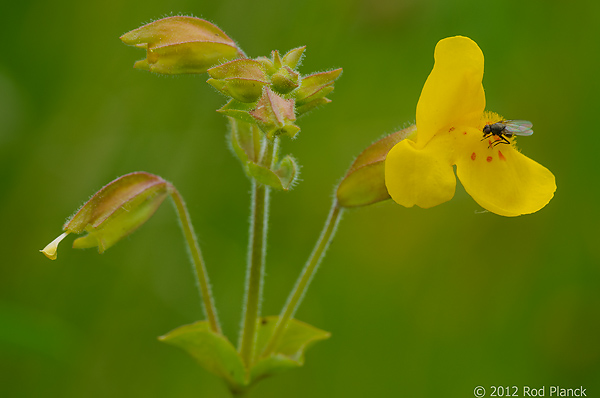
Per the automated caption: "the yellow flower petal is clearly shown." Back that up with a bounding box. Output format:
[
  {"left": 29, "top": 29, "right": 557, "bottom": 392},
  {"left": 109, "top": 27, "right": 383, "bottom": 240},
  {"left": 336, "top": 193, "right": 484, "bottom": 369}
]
[
  {"left": 40, "top": 232, "right": 69, "bottom": 260},
  {"left": 385, "top": 136, "right": 456, "bottom": 209},
  {"left": 415, "top": 36, "right": 485, "bottom": 148},
  {"left": 455, "top": 143, "right": 556, "bottom": 217}
]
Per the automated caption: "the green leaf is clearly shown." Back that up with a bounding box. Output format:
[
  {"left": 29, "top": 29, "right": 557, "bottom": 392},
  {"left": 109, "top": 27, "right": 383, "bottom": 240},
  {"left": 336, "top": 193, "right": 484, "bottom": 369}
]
[
  {"left": 159, "top": 321, "right": 246, "bottom": 390},
  {"left": 250, "top": 316, "right": 331, "bottom": 383}
]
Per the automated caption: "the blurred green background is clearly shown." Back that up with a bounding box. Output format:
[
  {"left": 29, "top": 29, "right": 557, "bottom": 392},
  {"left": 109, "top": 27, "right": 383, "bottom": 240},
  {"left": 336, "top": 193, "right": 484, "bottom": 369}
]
[{"left": 1, "top": 0, "right": 598, "bottom": 397}]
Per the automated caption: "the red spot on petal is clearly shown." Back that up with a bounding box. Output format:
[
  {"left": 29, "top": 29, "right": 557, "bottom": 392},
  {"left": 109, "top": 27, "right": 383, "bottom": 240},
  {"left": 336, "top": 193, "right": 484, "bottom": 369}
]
[
  {"left": 471, "top": 152, "right": 476, "bottom": 161},
  {"left": 498, "top": 150, "right": 506, "bottom": 161},
  {"left": 486, "top": 156, "right": 493, "bottom": 162},
  {"left": 449, "top": 127, "right": 455, "bottom": 132},
  {"left": 463, "top": 131, "right": 467, "bottom": 135}
]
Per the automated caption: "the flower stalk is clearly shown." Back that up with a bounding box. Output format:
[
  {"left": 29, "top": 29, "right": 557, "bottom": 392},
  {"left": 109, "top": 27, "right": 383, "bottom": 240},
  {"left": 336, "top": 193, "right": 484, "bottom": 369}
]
[
  {"left": 262, "top": 199, "right": 344, "bottom": 358},
  {"left": 170, "top": 188, "right": 222, "bottom": 334},
  {"left": 239, "top": 137, "right": 277, "bottom": 366}
]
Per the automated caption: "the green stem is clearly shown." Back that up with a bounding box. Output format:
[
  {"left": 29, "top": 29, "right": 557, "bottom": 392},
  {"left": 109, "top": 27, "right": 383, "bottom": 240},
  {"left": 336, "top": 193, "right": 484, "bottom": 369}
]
[
  {"left": 262, "top": 199, "right": 344, "bottom": 357},
  {"left": 170, "top": 188, "right": 221, "bottom": 334},
  {"left": 239, "top": 137, "right": 277, "bottom": 366}
]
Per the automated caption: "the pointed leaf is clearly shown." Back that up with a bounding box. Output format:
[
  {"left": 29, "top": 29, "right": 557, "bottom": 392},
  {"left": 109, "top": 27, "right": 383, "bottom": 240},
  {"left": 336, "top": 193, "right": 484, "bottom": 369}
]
[
  {"left": 250, "top": 317, "right": 330, "bottom": 383},
  {"left": 159, "top": 321, "right": 247, "bottom": 390}
]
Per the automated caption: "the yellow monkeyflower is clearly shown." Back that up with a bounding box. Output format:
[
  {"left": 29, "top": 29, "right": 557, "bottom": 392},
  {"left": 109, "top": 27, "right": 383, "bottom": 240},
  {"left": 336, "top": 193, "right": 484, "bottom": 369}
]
[{"left": 384, "top": 36, "right": 556, "bottom": 217}]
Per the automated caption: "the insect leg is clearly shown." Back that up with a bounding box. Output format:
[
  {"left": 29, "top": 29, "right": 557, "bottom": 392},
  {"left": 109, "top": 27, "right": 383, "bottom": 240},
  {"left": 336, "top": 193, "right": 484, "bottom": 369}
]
[{"left": 491, "top": 135, "right": 511, "bottom": 147}]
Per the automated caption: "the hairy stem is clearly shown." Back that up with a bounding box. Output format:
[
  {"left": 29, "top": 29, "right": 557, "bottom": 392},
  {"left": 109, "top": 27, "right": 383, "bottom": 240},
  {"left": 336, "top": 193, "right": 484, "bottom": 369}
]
[
  {"left": 239, "top": 137, "right": 277, "bottom": 366},
  {"left": 262, "top": 199, "right": 344, "bottom": 357},
  {"left": 170, "top": 188, "right": 221, "bottom": 334}
]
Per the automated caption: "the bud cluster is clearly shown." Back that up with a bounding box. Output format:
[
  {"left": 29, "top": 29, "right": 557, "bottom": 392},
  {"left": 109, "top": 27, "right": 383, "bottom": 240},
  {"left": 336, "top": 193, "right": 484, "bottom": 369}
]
[
  {"left": 210, "top": 48, "right": 342, "bottom": 140},
  {"left": 121, "top": 16, "right": 342, "bottom": 190}
]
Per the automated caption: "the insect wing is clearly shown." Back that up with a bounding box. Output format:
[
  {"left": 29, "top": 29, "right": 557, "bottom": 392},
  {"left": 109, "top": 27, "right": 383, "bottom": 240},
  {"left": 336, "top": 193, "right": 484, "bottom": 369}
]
[{"left": 503, "top": 120, "right": 533, "bottom": 136}]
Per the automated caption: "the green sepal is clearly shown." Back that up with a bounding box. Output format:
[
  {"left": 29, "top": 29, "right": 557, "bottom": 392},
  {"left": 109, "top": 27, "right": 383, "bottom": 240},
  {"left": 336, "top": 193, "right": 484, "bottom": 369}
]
[
  {"left": 255, "top": 56, "right": 276, "bottom": 76},
  {"left": 337, "top": 126, "right": 416, "bottom": 207},
  {"left": 249, "top": 88, "right": 300, "bottom": 140},
  {"left": 217, "top": 99, "right": 257, "bottom": 125},
  {"left": 263, "top": 123, "right": 301, "bottom": 140},
  {"left": 229, "top": 118, "right": 261, "bottom": 164},
  {"left": 296, "top": 97, "right": 332, "bottom": 116},
  {"left": 274, "top": 155, "right": 299, "bottom": 190},
  {"left": 251, "top": 316, "right": 331, "bottom": 382},
  {"left": 247, "top": 162, "right": 284, "bottom": 190},
  {"left": 282, "top": 46, "right": 306, "bottom": 70},
  {"left": 159, "top": 321, "right": 247, "bottom": 391},
  {"left": 294, "top": 68, "right": 342, "bottom": 105},
  {"left": 244, "top": 155, "right": 299, "bottom": 191},
  {"left": 271, "top": 50, "right": 283, "bottom": 70},
  {"left": 207, "top": 78, "right": 268, "bottom": 103},
  {"left": 271, "top": 66, "right": 299, "bottom": 95},
  {"left": 207, "top": 59, "right": 268, "bottom": 102}
]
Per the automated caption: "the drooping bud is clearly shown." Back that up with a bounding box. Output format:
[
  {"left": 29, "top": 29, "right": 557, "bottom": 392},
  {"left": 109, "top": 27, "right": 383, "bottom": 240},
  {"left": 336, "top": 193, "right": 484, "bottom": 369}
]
[
  {"left": 120, "top": 16, "right": 242, "bottom": 74},
  {"left": 40, "top": 172, "right": 173, "bottom": 259},
  {"left": 249, "top": 88, "right": 300, "bottom": 139},
  {"left": 337, "top": 126, "right": 416, "bottom": 208},
  {"left": 207, "top": 59, "right": 269, "bottom": 103}
]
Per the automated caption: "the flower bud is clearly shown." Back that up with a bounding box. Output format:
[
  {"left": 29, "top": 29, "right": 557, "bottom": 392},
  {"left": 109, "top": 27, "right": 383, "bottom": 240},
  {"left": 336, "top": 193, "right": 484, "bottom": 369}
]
[
  {"left": 249, "top": 88, "right": 300, "bottom": 139},
  {"left": 337, "top": 126, "right": 416, "bottom": 208},
  {"left": 120, "top": 16, "right": 242, "bottom": 74},
  {"left": 41, "top": 172, "right": 172, "bottom": 259},
  {"left": 294, "top": 68, "right": 342, "bottom": 106},
  {"left": 207, "top": 59, "right": 268, "bottom": 103},
  {"left": 271, "top": 66, "right": 299, "bottom": 95}
]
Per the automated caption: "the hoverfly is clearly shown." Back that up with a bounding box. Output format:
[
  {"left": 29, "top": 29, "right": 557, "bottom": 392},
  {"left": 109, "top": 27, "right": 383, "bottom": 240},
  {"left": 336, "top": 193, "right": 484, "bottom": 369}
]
[{"left": 482, "top": 120, "right": 533, "bottom": 147}]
